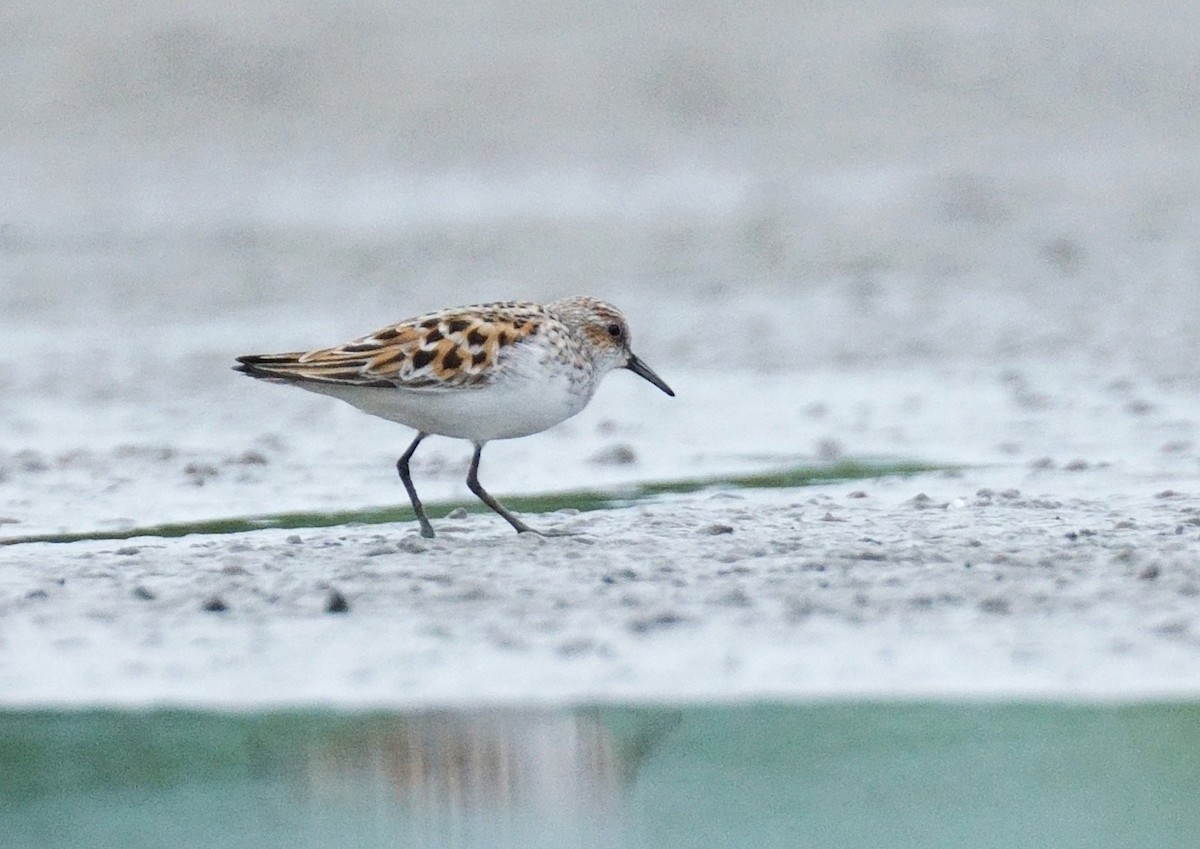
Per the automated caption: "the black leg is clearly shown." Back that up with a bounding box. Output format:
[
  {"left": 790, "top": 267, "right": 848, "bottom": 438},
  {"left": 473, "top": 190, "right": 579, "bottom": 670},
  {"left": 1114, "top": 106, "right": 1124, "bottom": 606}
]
[
  {"left": 397, "top": 432, "right": 436, "bottom": 538},
  {"left": 466, "top": 443, "right": 537, "bottom": 534}
]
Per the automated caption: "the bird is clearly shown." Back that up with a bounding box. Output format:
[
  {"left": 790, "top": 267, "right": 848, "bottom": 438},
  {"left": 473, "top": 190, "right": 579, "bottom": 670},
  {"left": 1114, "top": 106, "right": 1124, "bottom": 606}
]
[{"left": 234, "top": 296, "right": 674, "bottom": 538}]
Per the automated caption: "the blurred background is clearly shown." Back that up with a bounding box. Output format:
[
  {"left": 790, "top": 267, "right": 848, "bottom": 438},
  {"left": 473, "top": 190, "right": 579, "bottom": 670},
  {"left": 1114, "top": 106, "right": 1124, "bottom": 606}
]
[
  {"left": 3, "top": 0, "right": 1200, "bottom": 530},
  {"left": 5, "top": 0, "right": 1200, "bottom": 357}
]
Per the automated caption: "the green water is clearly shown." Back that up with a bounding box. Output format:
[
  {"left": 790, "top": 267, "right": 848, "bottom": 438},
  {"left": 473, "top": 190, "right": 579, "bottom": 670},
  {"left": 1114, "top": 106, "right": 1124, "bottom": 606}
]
[
  {"left": 0, "top": 459, "right": 944, "bottom": 546},
  {"left": 1, "top": 704, "right": 1196, "bottom": 848}
]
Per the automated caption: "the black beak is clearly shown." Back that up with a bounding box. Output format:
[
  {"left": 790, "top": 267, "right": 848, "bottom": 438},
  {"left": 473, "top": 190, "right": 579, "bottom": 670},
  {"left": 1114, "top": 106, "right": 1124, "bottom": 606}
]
[{"left": 625, "top": 353, "right": 675, "bottom": 397}]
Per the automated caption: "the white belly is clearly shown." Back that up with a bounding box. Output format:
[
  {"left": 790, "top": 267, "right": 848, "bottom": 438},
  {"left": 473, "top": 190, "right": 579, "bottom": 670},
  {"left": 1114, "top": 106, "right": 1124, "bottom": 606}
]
[{"left": 299, "top": 368, "right": 594, "bottom": 443}]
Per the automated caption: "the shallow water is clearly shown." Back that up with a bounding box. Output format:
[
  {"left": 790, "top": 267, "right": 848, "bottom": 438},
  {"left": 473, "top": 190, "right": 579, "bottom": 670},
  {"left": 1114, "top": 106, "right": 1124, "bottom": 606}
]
[
  {"left": 0, "top": 458, "right": 942, "bottom": 546},
  {"left": 3, "top": 703, "right": 1197, "bottom": 849}
]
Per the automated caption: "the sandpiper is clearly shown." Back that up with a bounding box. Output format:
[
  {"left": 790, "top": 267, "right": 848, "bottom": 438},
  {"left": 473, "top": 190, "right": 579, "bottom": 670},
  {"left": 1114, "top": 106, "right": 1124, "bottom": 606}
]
[{"left": 235, "top": 297, "right": 674, "bottom": 537}]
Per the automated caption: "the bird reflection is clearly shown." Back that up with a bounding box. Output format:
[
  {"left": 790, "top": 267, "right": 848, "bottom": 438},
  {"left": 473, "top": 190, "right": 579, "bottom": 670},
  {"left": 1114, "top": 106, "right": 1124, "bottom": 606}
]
[{"left": 304, "top": 709, "right": 678, "bottom": 849}]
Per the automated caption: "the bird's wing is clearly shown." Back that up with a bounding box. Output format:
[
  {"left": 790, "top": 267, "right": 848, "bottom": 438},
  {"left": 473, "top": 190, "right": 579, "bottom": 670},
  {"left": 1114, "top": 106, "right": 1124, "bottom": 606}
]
[{"left": 235, "top": 304, "right": 547, "bottom": 391}]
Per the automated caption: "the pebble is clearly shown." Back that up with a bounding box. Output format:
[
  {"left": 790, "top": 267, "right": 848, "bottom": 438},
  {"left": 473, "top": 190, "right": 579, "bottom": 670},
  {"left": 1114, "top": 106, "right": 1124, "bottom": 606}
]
[
  {"left": 628, "top": 612, "right": 686, "bottom": 634},
  {"left": 978, "top": 597, "right": 1011, "bottom": 615},
  {"left": 325, "top": 590, "right": 350, "bottom": 613},
  {"left": 589, "top": 444, "right": 637, "bottom": 466}
]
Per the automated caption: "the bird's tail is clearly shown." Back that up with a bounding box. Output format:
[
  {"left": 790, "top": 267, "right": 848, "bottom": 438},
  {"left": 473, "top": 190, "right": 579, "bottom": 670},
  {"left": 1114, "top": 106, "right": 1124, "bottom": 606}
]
[{"left": 234, "top": 353, "right": 391, "bottom": 386}]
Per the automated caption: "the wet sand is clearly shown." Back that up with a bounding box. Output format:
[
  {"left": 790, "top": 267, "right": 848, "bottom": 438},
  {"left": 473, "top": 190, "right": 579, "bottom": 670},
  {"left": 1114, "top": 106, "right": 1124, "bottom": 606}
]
[
  {"left": 3, "top": 1, "right": 1200, "bottom": 706},
  {"left": 3, "top": 459, "right": 1200, "bottom": 706}
]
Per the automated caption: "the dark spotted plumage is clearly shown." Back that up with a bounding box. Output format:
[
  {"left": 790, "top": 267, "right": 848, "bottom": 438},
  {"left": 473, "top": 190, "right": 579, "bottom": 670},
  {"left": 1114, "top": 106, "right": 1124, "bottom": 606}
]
[
  {"left": 234, "top": 301, "right": 548, "bottom": 391},
  {"left": 441, "top": 349, "right": 463, "bottom": 371}
]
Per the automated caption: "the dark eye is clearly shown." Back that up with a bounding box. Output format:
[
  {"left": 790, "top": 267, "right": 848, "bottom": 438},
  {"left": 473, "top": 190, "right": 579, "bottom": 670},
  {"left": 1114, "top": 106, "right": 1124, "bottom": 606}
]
[{"left": 607, "top": 323, "right": 622, "bottom": 338}]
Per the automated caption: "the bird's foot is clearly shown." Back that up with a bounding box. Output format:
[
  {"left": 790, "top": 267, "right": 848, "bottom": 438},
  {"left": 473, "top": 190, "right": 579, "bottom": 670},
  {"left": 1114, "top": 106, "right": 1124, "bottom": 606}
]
[{"left": 519, "top": 526, "right": 581, "bottom": 538}]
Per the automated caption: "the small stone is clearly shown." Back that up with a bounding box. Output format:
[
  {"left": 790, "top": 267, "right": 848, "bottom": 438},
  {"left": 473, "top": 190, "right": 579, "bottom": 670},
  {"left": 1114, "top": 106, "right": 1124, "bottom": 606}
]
[
  {"left": 398, "top": 537, "right": 428, "bottom": 553},
  {"left": 705, "top": 524, "right": 734, "bottom": 535},
  {"left": 846, "top": 490, "right": 868, "bottom": 499},
  {"left": 325, "top": 590, "right": 350, "bottom": 613},
  {"left": 910, "top": 493, "right": 947, "bottom": 509},
  {"left": 287, "top": 534, "right": 303, "bottom": 544},
  {"left": 1138, "top": 565, "right": 1161, "bottom": 581},
  {"left": 184, "top": 463, "right": 219, "bottom": 481},
  {"left": 132, "top": 586, "right": 156, "bottom": 601},
  {"left": 1155, "top": 489, "right": 1182, "bottom": 499},
  {"left": 628, "top": 612, "right": 685, "bottom": 634},
  {"left": 589, "top": 444, "right": 637, "bottom": 466},
  {"left": 978, "top": 597, "right": 1010, "bottom": 615},
  {"left": 445, "top": 507, "right": 468, "bottom": 519},
  {"left": 1063, "top": 459, "right": 1090, "bottom": 472},
  {"left": 115, "top": 546, "right": 140, "bottom": 556},
  {"left": 25, "top": 589, "right": 48, "bottom": 600},
  {"left": 202, "top": 596, "right": 228, "bottom": 612},
  {"left": 234, "top": 450, "right": 268, "bottom": 465}
]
